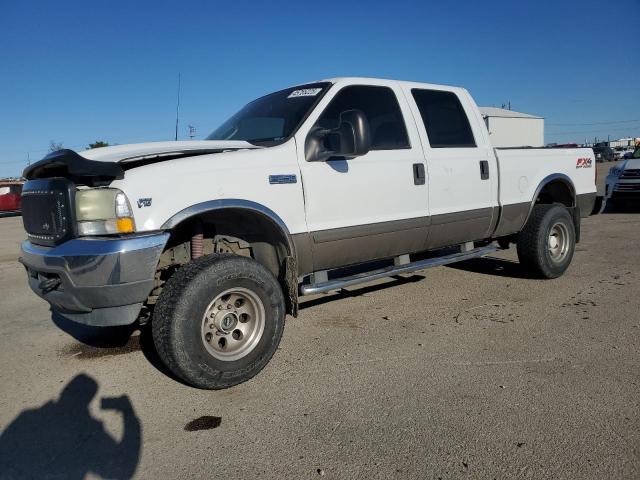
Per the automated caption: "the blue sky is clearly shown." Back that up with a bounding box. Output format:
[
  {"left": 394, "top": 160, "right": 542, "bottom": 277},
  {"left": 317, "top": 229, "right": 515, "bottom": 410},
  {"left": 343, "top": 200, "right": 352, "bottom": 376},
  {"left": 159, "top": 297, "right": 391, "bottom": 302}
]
[{"left": 1, "top": 0, "right": 638, "bottom": 177}]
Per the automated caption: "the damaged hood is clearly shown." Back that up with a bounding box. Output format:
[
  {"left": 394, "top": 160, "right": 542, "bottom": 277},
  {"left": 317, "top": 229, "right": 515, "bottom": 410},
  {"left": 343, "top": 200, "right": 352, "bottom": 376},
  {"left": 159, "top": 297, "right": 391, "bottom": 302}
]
[
  {"left": 80, "top": 140, "right": 259, "bottom": 163},
  {"left": 23, "top": 140, "right": 261, "bottom": 186}
]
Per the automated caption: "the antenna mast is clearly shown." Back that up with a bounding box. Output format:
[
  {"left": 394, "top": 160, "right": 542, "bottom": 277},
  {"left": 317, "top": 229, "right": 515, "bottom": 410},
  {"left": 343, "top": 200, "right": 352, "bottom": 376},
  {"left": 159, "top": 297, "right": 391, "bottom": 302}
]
[{"left": 174, "top": 73, "right": 181, "bottom": 141}]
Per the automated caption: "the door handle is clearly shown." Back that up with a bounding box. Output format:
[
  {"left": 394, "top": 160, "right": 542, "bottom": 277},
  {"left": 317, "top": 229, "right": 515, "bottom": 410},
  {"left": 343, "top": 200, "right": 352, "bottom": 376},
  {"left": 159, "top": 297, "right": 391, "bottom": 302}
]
[
  {"left": 413, "top": 163, "right": 426, "bottom": 185},
  {"left": 479, "top": 160, "right": 489, "bottom": 180}
]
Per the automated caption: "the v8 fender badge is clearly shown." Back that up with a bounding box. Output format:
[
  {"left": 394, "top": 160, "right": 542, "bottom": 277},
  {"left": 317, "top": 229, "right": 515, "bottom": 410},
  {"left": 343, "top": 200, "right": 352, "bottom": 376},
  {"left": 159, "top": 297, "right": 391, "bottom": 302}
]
[
  {"left": 576, "top": 158, "right": 592, "bottom": 168},
  {"left": 137, "top": 198, "right": 152, "bottom": 208}
]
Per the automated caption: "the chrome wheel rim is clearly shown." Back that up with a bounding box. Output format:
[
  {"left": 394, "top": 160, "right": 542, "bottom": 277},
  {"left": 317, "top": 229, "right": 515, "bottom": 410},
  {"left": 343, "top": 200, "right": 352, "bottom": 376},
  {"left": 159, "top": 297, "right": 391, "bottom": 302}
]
[
  {"left": 201, "top": 287, "right": 265, "bottom": 361},
  {"left": 548, "top": 222, "right": 570, "bottom": 263}
]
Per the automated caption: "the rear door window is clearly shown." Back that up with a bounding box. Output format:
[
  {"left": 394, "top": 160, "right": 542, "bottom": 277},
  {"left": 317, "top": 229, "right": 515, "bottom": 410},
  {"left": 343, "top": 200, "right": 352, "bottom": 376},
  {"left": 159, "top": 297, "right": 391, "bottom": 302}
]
[{"left": 411, "top": 89, "right": 476, "bottom": 148}]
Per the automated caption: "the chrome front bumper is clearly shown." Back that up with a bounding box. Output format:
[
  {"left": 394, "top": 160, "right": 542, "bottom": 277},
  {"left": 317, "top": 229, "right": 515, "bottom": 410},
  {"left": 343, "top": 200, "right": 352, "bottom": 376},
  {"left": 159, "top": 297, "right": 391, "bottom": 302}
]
[{"left": 20, "top": 232, "right": 169, "bottom": 326}]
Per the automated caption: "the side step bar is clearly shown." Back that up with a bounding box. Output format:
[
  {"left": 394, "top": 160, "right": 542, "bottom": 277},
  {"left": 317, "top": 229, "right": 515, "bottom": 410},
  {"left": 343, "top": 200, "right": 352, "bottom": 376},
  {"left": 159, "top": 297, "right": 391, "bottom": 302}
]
[{"left": 299, "top": 244, "right": 499, "bottom": 296}]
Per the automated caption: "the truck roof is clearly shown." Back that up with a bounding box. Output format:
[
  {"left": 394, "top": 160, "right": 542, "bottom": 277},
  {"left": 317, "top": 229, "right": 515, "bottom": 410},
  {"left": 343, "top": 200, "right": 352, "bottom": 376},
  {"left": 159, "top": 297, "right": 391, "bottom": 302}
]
[{"left": 311, "top": 76, "right": 470, "bottom": 95}]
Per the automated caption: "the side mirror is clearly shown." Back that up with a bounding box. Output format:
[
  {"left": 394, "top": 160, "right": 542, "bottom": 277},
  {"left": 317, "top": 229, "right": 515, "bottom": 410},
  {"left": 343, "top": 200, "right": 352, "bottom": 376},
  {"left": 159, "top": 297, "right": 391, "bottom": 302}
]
[{"left": 305, "top": 109, "right": 371, "bottom": 162}]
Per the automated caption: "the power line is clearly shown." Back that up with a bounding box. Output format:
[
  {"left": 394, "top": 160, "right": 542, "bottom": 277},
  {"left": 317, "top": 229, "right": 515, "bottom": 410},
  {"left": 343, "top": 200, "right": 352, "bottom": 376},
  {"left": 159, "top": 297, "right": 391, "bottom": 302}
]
[
  {"left": 0, "top": 159, "right": 31, "bottom": 166},
  {"left": 548, "top": 132, "right": 637, "bottom": 136},
  {"left": 547, "top": 119, "right": 640, "bottom": 126}
]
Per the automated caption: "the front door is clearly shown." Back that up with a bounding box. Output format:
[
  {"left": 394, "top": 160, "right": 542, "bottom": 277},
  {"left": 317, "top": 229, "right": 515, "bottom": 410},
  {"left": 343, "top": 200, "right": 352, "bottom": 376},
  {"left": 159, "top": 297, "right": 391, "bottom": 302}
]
[{"left": 295, "top": 82, "right": 429, "bottom": 271}]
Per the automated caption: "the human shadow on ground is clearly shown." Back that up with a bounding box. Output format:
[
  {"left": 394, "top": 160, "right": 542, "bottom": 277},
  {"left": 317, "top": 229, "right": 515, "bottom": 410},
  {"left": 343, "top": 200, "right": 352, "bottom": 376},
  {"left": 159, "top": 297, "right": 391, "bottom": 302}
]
[{"left": 0, "top": 374, "right": 141, "bottom": 479}]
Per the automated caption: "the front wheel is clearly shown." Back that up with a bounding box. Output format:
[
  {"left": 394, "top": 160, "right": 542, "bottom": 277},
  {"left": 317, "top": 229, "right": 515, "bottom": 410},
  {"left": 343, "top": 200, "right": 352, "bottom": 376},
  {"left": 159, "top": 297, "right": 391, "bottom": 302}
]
[
  {"left": 516, "top": 204, "right": 576, "bottom": 279},
  {"left": 152, "top": 254, "right": 285, "bottom": 389}
]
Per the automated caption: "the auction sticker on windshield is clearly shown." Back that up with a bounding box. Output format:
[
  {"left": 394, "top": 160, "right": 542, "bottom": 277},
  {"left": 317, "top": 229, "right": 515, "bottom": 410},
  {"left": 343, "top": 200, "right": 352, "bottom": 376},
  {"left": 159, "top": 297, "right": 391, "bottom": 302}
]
[{"left": 288, "top": 88, "right": 322, "bottom": 98}]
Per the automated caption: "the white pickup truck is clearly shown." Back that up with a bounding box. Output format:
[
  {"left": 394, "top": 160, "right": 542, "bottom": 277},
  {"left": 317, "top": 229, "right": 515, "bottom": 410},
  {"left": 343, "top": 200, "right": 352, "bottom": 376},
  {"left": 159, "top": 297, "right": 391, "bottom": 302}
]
[
  {"left": 605, "top": 148, "right": 640, "bottom": 209},
  {"left": 20, "top": 77, "right": 597, "bottom": 389}
]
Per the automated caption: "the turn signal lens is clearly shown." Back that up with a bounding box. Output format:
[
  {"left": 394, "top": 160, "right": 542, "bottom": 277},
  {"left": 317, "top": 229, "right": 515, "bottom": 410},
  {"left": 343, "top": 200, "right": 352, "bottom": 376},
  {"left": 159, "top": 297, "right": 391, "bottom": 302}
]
[{"left": 116, "top": 217, "right": 135, "bottom": 233}]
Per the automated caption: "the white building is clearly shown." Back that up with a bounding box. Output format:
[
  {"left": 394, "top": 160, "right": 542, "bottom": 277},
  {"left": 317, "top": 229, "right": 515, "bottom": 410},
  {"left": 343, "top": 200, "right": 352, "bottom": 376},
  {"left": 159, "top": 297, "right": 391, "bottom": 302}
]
[
  {"left": 479, "top": 107, "right": 544, "bottom": 148},
  {"left": 608, "top": 138, "right": 639, "bottom": 148}
]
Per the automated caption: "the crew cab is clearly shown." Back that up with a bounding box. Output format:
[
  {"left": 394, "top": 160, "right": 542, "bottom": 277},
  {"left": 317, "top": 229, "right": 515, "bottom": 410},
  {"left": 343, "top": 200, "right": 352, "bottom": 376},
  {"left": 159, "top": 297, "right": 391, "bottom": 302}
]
[
  {"left": 19, "top": 77, "right": 597, "bottom": 389},
  {"left": 605, "top": 146, "right": 640, "bottom": 208}
]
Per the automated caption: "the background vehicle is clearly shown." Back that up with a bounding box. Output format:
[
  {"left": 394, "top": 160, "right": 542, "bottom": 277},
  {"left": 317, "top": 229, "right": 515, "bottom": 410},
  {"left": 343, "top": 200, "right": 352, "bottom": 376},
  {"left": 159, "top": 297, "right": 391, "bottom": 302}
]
[
  {"left": 0, "top": 181, "right": 23, "bottom": 215},
  {"left": 593, "top": 145, "right": 615, "bottom": 162},
  {"left": 551, "top": 143, "right": 579, "bottom": 148},
  {"left": 605, "top": 147, "right": 640, "bottom": 209},
  {"left": 614, "top": 146, "right": 633, "bottom": 160},
  {"left": 18, "top": 77, "right": 597, "bottom": 389}
]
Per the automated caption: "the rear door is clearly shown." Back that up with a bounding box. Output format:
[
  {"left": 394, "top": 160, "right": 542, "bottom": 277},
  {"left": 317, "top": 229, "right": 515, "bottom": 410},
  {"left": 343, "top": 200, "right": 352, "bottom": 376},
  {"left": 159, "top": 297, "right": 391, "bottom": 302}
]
[
  {"left": 295, "top": 81, "right": 429, "bottom": 271},
  {"left": 404, "top": 86, "right": 498, "bottom": 248}
]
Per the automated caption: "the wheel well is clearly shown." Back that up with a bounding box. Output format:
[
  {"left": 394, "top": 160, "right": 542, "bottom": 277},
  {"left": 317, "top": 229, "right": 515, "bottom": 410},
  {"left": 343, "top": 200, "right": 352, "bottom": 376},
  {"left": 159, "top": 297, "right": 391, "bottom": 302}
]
[
  {"left": 535, "top": 179, "right": 575, "bottom": 207},
  {"left": 153, "top": 208, "right": 298, "bottom": 316}
]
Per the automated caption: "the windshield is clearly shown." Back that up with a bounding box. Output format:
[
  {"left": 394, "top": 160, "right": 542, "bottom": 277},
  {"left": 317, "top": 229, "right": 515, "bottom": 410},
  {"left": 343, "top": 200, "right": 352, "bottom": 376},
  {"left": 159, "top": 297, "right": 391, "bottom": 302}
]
[{"left": 206, "top": 82, "right": 331, "bottom": 145}]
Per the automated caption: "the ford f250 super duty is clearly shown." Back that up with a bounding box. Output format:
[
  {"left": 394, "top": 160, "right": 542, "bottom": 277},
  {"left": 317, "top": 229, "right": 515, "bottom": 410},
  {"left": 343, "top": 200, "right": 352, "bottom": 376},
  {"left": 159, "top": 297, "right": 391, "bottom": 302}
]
[{"left": 19, "top": 77, "right": 597, "bottom": 389}]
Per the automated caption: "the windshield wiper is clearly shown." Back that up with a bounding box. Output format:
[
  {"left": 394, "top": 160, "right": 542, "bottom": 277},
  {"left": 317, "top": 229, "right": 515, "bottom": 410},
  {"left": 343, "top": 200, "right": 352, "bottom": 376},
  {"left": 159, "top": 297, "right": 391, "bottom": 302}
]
[{"left": 248, "top": 137, "right": 284, "bottom": 144}]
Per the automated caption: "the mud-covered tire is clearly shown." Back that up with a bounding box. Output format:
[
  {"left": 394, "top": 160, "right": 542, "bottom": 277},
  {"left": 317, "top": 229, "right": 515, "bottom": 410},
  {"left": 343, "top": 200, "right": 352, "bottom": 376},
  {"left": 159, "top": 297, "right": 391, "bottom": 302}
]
[
  {"left": 152, "top": 254, "right": 285, "bottom": 389},
  {"left": 516, "top": 204, "right": 576, "bottom": 279}
]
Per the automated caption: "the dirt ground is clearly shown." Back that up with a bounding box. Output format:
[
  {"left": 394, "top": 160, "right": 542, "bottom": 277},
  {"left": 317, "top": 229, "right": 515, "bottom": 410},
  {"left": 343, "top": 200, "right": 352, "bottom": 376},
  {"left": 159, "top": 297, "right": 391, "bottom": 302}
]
[{"left": 0, "top": 161, "right": 638, "bottom": 479}]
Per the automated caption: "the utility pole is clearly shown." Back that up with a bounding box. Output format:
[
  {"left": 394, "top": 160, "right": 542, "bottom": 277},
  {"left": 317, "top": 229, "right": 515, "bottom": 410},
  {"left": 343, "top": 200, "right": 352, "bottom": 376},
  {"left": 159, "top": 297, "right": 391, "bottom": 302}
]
[{"left": 174, "top": 73, "right": 181, "bottom": 141}]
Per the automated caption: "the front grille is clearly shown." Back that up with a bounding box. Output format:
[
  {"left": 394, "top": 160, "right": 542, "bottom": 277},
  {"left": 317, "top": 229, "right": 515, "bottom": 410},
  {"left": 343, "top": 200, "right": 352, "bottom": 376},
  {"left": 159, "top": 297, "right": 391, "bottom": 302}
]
[
  {"left": 21, "top": 178, "right": 76, "bottom": 246},
  {"left": 615, "top": 183, "right": 640, "bottom": 192},
  {"left": 621, "top": 169, "right": 640, "bottom": 179}
]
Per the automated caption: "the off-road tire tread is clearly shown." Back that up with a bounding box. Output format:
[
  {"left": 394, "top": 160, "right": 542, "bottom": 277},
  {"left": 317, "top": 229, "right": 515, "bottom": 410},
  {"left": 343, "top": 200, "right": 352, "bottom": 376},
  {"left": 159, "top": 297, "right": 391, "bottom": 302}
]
[
  {"left": 516, "top": 204, "right": 575, "bottom": 279},
  {"left": 152, "top": 254, "right": 285, "bottom": 389}
]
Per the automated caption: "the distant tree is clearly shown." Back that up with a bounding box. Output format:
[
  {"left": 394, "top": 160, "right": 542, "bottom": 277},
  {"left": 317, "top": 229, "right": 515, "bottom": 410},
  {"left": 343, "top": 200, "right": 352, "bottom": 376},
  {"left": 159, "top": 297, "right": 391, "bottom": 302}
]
[
  {"left": 87, "top": 141, "right": 110, "bottom": 149},
  {"left": 48, "top": 140, "right": 64, "bottom": 153}
]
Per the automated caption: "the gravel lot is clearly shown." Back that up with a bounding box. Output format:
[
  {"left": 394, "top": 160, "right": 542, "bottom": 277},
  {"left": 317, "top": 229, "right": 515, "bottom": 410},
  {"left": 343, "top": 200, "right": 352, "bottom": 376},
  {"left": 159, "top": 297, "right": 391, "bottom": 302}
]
[{"left": 0, "top": 162, "right": 638, "bottom": 479}]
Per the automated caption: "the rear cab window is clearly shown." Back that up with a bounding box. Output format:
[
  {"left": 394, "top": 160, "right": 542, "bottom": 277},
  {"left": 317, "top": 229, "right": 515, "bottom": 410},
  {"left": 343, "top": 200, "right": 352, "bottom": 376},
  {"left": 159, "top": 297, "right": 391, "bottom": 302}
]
[
  {"left": 411, "top": 89, "right": 476, "bottom": 148},
  {"left": 315, "top": 85, "right": 410, "bottom": 150}
]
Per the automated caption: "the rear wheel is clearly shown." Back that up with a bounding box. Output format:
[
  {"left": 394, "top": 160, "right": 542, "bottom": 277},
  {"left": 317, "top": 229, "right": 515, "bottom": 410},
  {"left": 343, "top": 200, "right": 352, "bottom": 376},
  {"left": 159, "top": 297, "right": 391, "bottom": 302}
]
[
  {"left": 516, "top": 204, "right": 575, "bottom": 279},
  {"left": 152, "top": 254, "right": 285, "bottom": 389}
]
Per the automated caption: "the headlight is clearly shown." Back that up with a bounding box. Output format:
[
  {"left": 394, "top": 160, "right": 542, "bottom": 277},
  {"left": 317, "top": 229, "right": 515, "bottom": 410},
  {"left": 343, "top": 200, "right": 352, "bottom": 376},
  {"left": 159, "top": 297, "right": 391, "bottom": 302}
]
[
  {"left": 610, "top": 167, "right": 622, "bottom": 177},
  {"left": 75, "top": 188, "right": 136, "bottom": 236}
]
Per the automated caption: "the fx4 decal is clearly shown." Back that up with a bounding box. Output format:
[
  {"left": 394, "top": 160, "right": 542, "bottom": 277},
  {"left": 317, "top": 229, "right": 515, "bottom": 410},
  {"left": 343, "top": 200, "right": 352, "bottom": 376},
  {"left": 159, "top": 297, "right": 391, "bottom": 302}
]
[{"left": 576, "top": 158, "right": 592, "bottom": 168}]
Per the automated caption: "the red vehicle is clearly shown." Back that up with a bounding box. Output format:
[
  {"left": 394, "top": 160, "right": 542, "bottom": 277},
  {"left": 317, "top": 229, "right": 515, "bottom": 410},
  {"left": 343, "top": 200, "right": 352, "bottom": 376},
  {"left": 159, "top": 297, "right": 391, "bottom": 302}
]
[{"left": 0, "top": 181, "right": 23, "bottom": 214}]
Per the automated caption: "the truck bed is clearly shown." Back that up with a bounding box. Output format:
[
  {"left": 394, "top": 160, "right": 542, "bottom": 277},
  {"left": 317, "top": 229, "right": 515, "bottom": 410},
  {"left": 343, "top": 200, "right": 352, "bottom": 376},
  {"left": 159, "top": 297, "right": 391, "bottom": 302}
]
[{"left": 493, "top": 147, "right": 597, "bottom": 237}]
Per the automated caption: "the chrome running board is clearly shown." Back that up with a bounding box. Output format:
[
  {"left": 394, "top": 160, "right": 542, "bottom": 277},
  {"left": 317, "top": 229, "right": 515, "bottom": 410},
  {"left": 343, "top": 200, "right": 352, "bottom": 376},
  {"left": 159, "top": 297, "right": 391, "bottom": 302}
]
[{"left": 299, "top": 244, "right": 499, "bottom": 296}]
